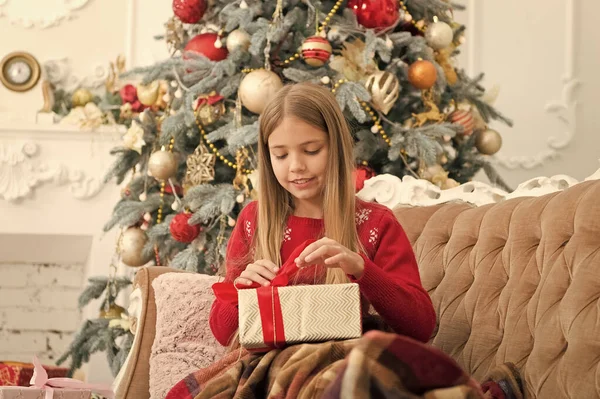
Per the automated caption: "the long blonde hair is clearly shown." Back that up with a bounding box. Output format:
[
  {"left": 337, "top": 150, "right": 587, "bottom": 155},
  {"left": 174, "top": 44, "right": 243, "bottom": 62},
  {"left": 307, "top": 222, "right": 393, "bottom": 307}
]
[{"left": 255, "top": 82, "right": 359, "bottom": 284}]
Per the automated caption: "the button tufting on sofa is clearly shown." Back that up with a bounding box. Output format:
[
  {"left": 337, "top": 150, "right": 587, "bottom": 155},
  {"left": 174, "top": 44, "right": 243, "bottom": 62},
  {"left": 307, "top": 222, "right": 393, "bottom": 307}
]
[{"left": 394, "top": 180, "right": 600, "bottom": 399}]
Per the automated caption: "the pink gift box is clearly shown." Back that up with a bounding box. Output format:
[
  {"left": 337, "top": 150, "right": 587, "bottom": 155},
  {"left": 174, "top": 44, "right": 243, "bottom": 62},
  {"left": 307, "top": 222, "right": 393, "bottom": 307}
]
[
  {"left": 0, "top": 356, "right": 113, "bottom": 399},
  {"left": 0, "top": 387, "right": 91, "bottom": 399}
]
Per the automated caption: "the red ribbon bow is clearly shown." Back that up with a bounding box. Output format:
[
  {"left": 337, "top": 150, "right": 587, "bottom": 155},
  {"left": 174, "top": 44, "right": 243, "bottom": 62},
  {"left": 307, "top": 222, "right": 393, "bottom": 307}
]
[
  {"left": 195, "top": 93, "right": 224, "bottom": 109},
  {"left": 212, "top": 239, "right": 317, "bottom": 350}
]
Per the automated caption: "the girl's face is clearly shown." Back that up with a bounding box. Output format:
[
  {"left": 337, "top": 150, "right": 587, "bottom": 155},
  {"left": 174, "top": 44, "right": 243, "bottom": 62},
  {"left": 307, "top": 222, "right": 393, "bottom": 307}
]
[{"left": 268, "top": 116, "right": 329, "bottom": 211}]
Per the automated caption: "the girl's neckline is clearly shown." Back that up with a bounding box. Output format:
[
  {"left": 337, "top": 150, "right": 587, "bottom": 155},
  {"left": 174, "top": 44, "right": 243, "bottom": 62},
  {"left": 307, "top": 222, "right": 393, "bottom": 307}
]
[{"left": 287, "top": 213, "right": 324, "bottom": 227}]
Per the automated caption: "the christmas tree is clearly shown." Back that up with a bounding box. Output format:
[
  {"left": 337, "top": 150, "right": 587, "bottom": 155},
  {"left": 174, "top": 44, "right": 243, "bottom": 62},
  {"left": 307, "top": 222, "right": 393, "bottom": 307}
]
[{"left": 58, "top": 0, "right": 512, "bottom": 376}]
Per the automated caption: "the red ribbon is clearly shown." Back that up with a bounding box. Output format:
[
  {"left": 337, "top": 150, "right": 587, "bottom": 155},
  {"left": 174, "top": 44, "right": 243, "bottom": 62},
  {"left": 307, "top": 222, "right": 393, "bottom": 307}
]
[
  {"left": 195, "top": 93, "right": 224, "bottom": 109},
  {"left": 212, "top": 239, "right": 317, "bottom": 349},
  {"left": 256, "top": 284, "right": 286, "bottom": 348}
]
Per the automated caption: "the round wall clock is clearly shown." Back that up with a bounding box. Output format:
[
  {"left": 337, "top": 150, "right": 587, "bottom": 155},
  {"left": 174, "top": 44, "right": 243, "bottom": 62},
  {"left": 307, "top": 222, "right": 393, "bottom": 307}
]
[{"left": 0, "top": 52, "right": 41, "bottom": 92}]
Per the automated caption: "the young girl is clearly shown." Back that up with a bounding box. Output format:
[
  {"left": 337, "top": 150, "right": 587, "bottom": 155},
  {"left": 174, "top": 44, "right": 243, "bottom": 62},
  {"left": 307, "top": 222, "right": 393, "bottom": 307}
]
[
  {"left": 167, "top": 82, "right": 513, "bottom": 399},
  {"left": 209, "top": 82, "right": 436, "bottom": 347}
]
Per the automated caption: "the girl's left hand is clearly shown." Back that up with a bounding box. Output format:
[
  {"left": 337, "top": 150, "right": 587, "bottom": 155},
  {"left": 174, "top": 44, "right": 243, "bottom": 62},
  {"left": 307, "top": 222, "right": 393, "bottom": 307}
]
[{"left": 294, "top": 237, "right": 365, "bottom": 278}]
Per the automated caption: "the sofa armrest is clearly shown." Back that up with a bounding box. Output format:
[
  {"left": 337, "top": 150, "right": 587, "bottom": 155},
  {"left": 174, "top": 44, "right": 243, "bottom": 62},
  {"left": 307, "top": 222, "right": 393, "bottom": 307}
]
[{"left": 113, "top": 266, "right": 189, "bottom": 399}]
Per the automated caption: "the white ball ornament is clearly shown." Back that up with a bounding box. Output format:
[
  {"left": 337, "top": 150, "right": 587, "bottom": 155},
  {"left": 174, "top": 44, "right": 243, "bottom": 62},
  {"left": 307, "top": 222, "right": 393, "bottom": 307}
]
[
  {"left": 425, "top": 21, "right": 453, "bottom": 50},
  {"left": 226, "top": 29, "right": 251, "bottom": 52},
  {"left": 238, "top": 69, "right": 283, "bottom": 114}
]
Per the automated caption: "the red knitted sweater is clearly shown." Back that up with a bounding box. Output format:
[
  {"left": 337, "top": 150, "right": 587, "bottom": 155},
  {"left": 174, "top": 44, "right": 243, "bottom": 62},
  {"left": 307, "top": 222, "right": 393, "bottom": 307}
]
[{"left": 209, "top": 199, "right": 436, "bottom": 345}]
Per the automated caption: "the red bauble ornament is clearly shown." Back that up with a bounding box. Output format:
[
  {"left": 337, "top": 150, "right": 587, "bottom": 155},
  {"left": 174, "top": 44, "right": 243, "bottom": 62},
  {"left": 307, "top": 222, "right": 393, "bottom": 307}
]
[
  {"left": 119, "top": 84, "right": 147, "bottom": 112},
  {"left": 449, "top": 110, "right": 474, "bottom": 136},
  {"left": 184, "top": 33, "right": 228, "bottom": 61},
  {"left": 172, "top": 0, "right": 207, "bottom": 24},
  {"left": 119, "top": 84, "right": 138, "bottom": 104},
  {"left": 347, "top": 0, "right": 399, "bottom": 30},
  {"left": 354, "top": 165, "right": 376, "bottom": 192},
  {"left": 170, "top": 212, "right": 201, "bottom": 243},
  {"left": 301, "top": 36, "right": 332, "bottom": 67}
]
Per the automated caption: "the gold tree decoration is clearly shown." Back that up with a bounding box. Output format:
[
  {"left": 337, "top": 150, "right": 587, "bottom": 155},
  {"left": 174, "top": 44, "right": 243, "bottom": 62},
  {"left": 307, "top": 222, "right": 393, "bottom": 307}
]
[{"left": 184, "top": 143, "right": 216, "bottom": 189}]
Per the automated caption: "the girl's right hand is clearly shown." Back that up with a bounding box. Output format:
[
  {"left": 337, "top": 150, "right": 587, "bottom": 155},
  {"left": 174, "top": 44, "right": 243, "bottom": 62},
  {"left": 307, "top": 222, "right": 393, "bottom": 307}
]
[{"left": 237, "top": 260, "right": 279, "bottom": 287}]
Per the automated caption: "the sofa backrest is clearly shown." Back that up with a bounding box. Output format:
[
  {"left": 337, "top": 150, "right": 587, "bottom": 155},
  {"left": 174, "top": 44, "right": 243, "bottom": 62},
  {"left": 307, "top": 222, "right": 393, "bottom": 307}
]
[{"left": 393, "top": 180, "right": 600, "bottom": 399}]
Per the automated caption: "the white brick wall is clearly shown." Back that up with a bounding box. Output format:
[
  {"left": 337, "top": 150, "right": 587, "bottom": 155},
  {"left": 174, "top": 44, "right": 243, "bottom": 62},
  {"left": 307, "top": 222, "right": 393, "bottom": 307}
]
[{"left": 0, "top": 262, "right": 84, "bottom": 365}]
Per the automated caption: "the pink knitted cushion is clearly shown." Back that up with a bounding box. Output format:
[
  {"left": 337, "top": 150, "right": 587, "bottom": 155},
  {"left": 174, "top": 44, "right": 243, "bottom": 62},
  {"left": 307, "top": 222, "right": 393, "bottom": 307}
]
[{"left": 150, "top": 273, "right": 226, "bottom": 399}]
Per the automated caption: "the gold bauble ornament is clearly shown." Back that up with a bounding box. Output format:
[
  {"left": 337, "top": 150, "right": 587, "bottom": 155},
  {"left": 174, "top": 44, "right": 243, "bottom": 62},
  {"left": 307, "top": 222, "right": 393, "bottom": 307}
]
[
  {"left": 197, "top": 102, "right": 225, "bottom": 126},
  {"left": 148, "top": 150, "right": 178, "bottom": 180},
  {"left": 137, "top": 81, "right": 160, "bottom": 106},
  {"left": 239, "top": 69, "right": 283, "bottom": 114},
  {"left": 120, "top": 227, "right": 152, "bottom": 267},
  {"left": 99, "top": 303, "right": 126, "bottom": 319},
  {"left": 194, "top": 92, "right": 226, "bottom": 126},
  {"left": 226, "top": 29, "right": 251, "bottom": 53},
  {"left": 475, "top": 129, "right": 502, "bottom": 155},
  {"left": 365, "top": 71, "right": 400, "bottom": 115},
  {"left": 71, "top": 88, "right": 94, "bottom": 107},
  {"left": 408, "top": 60, "right": 438, "bottom": 90}
]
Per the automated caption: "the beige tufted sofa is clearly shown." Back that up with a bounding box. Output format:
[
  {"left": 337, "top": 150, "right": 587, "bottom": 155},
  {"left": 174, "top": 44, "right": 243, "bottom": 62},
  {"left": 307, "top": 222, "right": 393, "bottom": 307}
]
[{"left": 115, "top": 178, "right": 600, "bottom": 399}]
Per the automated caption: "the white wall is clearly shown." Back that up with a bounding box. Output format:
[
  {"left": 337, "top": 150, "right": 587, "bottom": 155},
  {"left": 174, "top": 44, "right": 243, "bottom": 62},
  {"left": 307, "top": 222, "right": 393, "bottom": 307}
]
[
  {"left": 0, "top": 0, "right": 598, "bottom": 385},
  {"left": 454, "top": 0, "right": 600, "bottom": 187}
]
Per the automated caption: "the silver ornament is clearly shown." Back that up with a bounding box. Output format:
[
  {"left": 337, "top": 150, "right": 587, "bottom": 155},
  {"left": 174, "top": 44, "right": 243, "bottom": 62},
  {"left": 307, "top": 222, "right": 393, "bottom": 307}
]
[
  {"left": 226, "top": 29, "right": 251, "bottom": 53},
  {"left": 365, "top": 71, "right": 400, "bottom": 115},
  {"left": 120, "top": 227, "right": 152, "bottom": 267},
  {"left": 148, "top": 150, "right": 178, "bottom": 180},
  {"left": 425, "top": 21, "right": 453, "bottom": 50}
]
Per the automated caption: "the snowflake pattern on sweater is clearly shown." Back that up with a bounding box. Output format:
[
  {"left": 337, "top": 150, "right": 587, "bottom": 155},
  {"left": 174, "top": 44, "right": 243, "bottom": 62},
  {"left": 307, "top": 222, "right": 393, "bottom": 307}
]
[
  {"left": 240, "top": 206, "right": 378, "bottom": 247},
  {"left": 368, "top": 227, "right": 379, "bottom": 244},
  {"left": 355, "top": 208, "right": 372, "bottom": 226},
  {"left": 245, "top": 220, "right": 252, "bottom": 240},
  {"left": 283, "top": 227, "right": 292, "bottom": 242}
]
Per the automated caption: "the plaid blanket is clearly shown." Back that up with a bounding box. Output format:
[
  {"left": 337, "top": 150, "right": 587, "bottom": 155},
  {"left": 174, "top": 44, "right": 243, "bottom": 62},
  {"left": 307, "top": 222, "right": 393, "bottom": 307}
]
[{"left": 166, "top": 331, "right": 521, "bottom": 399}]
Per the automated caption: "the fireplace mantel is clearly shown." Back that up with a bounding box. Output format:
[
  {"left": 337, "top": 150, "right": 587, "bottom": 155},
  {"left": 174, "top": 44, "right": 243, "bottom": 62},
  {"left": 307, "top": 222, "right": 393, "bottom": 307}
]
[
  {"left": 0, "top": 122, "right": 125, "bottom": 382},
  {"left": 0, "top": 123, "right": 125, "bottom": 203}
]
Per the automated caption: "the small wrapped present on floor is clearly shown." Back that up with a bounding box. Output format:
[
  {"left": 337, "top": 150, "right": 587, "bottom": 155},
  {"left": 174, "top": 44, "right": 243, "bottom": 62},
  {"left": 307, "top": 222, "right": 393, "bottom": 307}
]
[
  {"left": 213, "top": 240, "right": 362, "bottom": 351},
  {"left": 0, "top": 386, "right": 91, "bottom": 399},
  {"left": 0, "top": 357, "right": 113, "bottom": 399},
  {"left": 0, "top": 362, "right": 68, "bottom": 387}
]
